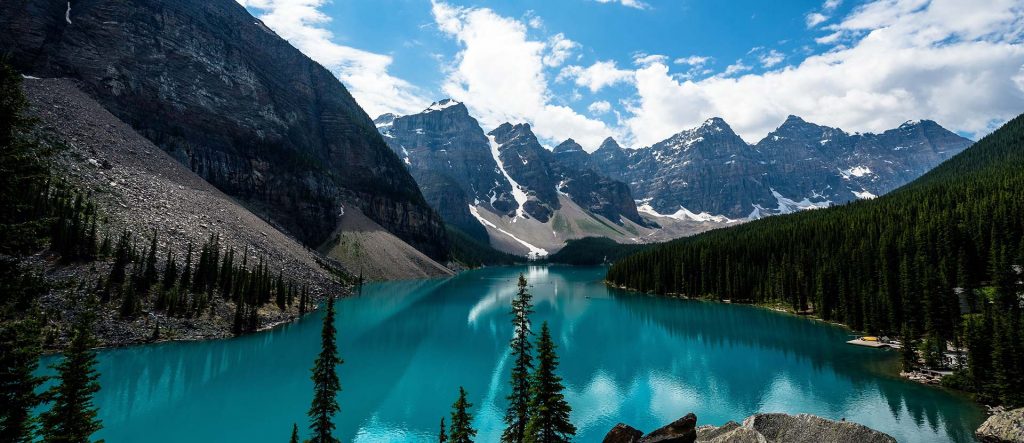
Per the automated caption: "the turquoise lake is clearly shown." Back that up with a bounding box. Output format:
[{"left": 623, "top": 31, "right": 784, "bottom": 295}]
[{"left": 40, "top": 266, "right": 985, "bottom": 442}]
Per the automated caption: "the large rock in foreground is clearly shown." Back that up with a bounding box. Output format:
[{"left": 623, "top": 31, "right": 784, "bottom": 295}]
[
  {"left": 605, "top": 412, "right": 895, "bottom": 443},
  {"left": 977, "top": 407, "right": 1024, "bottom": 443},
  {"left": 742, "top": 413, "right": 895, "bottom": 443}
]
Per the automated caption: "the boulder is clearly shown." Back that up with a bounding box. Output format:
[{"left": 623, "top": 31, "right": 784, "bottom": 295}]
[
  {"left": 640, "top": 413, "right": 698, "bottom": 443},
  {"left": 696, "top": 422, "right": 740, "bottom": 441},
  {"left": 603, "top": 423, "right": 644, "bottom": 443},
  {"left": 700, "top": 427, "right": 767, "bottom": 443},
  {"left": 742, "top": 413, "right": 896, "bottom": 443},
  {"left": 976, "top": 407, "right": 1024, "bottom": 443}
]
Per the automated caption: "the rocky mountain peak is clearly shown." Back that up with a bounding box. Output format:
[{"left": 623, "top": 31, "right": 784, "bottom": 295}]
[
  {"left": 374, "top": 113, "right": 397, "bottom": 127},
  {"left": 421, "top": 98, "right": 467, "bottom": 115},
  {"left": 597, "top": 137, "right": 623, "bottom": 152},
  {"left": 489, "top": 122, "right": 535, "bottom": 145},
  {"left": 554, "top": 138, "right": 584, "bottom": 153}
]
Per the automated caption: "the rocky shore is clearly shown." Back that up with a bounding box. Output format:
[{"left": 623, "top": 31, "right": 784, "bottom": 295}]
[
  {"left": 976, "top": 407, "right": 1024, "bottom": 443},
  {"left": 603, "top": 412, "right": 897, "bottom": 443}
]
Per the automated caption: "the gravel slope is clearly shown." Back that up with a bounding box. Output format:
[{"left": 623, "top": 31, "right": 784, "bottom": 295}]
[{"left": 24, "top": 77, "right": 348, "bottom": 346}]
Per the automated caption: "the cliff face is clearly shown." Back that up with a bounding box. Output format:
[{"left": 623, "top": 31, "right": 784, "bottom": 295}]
[{"left": 0, "top": 0, "right": 448, "bottom": 259}]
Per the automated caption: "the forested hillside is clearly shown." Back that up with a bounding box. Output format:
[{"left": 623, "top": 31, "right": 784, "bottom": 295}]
[{"left": 607, "top": 114, "right": 1024, "bottom": 406}]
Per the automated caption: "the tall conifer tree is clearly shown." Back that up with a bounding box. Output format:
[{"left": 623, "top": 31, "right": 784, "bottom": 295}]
[
  {"left": 448, "top": 387, "right": 476, "bottom": 443},
  {"left": 503, "top": 274, "right": 534, "bottom": 443},
  {"left": 308, "top": 298, "right": 341, "bottom": 443},
  {"left": 40, "top": 310, "right": 102, "bottom": 443},
  {"left": 524, "top": 322, "right": 575, "bottom": 443}
]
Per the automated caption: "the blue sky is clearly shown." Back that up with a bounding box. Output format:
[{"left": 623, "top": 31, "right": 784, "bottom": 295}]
[{"left": 239, "top": 0, "right": 1024, "bottom": 149}]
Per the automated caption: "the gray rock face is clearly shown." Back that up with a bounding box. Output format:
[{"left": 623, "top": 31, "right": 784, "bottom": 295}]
[
  {"left": 606, "top": 412, "right": 896, "bottom": 443},
  {"left": 592, "top": 116, "right": 972, "bottom": 219},
  {"left": 377, "top": 100, "right": 511, "bottom": 241},
  {"left": 976, "top": 407, "right": 1024, "bottom": 443},
  {"left": 741, "top": 413, "right": 896, "bottom": 443},
  {"left": 0, "top": 0, "right": 448, "bottom": 259},
  {"left": 377, "top": 104, "right": 645, "bottom": 236}
]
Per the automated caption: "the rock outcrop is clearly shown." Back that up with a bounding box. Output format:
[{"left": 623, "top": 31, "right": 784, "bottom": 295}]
[
  {"left": 605, "top": 412, "right": 896, "bottom": 443},
  {"left": 0, "top": 0, "right": 448, "bottom": 260},
  {"left": 976, "top": 407, "right": 1024, "bottom": 443}
]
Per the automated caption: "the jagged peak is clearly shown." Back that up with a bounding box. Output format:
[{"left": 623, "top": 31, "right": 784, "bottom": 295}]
[
  {"left": 421, "top": 98, "right": 464, "bottom": 114},
  {"left": 598, "top": 137, "right": 622, "bottom": 151},
  {"left": 373, "top": 113, "right": 396, "bottom": 127},
  {"left": 554, "top": 138, "right": 584, "bottom": 153}
]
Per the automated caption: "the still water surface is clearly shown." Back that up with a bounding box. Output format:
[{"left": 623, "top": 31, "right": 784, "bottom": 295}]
[{"left": 41, "top": 266, "right": 985, "bottom": 442}]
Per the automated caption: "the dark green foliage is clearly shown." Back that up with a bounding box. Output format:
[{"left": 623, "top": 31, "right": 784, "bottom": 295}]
[
  {"left": 0, "top": 312, "right": 45, "bottom": 443},
  {"left": 448, "top": 387, "right": 476, "bottom": 443},
  {"left": 446, "top": 226, "right": 522, "bottom": 267},
  {"left": 503, "top": 274, "right": 534, "bottom": 443},
  {"left": 608, "top": 114, "right": 1024, "bottom": 406},
  {"left": 289, "top": 423, "right": 300, "bottom": 443},
  {"left": 547, "top": 237, "right": 648, "bottom": 266},
  {"left": 900, "top": 325, "right": 917, "bottom": 372},
  {"left": 0, "top": 61, "right": 56, "bottom": 257},
  {"left": 308, "top": 298, "right": 341, "bottom": 443},
  {"left": 439, "top": 417, "right": 447, "bottom": 443},
  {"left": 524, "top": 322, "right": 575, "bottom": 443},
  {"left": 40, "top": 310, "right": 102, "bottom": 443}
]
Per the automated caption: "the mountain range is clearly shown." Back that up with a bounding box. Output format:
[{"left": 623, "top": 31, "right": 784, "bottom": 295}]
[{"left": 376, "top": 101, "right": 972, "bottom": 257}]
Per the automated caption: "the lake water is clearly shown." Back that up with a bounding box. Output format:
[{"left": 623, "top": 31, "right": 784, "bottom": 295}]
[{"left": 40, "top": 266, "right": 985, "bottom": 442}]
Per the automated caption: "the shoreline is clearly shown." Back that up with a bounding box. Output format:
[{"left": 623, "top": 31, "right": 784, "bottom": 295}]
[{"left": 604, "top": 279, "right": 989, "bottom": 409}]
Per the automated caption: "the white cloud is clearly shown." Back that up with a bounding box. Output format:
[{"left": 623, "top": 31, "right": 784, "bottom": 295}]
[
  {"left": 758, "top": 49, "right": 786, "bottom": 68},
  {"left": 557, "top": 60, "right": 634, "bottom": 92},
  {"left": 674, "top": 55, "right": 711, "bottom": 67},
  {"left": 431, "top": 2, "right": 616, "bottom": 148},
  {"left": 824, "top": 0, "right": 843, "bottom": 11},
  {"left": 592, "top": 0, "right": 650, "bottom": 10},
  {"left": 588, "top": 100, "right": 612, "bottom": 114},
  {"left": 624, "top": 0, "right": 1024, "bottom": 146},
  {"left": 806, "top": 12, "right": 829, "bottom": 28},
  {"left": 543, "top": 33, "right": 580, "bottom": 67},
  {"left": 237, "top": 0, "right": 427, "bottom": 117},
  {"left": 721, "top": 60, "right": 752, "bottom": 77},
  {"left": 633, "top": 53, "right": 669, "bottom": 67}
]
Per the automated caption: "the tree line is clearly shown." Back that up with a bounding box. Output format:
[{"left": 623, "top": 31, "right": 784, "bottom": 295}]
[{"left": 607, "top": 113, "right": 1024, "bottom": 407}]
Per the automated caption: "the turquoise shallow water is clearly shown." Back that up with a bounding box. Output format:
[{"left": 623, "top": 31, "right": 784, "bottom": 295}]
[{"left": 39, "top": 265, "right": 984, "bottom": 442}]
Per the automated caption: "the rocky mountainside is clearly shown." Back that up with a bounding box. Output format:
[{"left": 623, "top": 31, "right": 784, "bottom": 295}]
[
  {"left": 591, "top": 116, "right": 973, "bottom": 219},
  {"left": 376, "top": 100, "right": 514, "bottom": 242},
  {"left": 377, "top": 101, "right": 654, "bottom": 256},
  {"left": 0, "top": 0, "right": 448, "bottom": 260},
  {"left": 22, "top": 78, "right": 344, "bottom": 345}
]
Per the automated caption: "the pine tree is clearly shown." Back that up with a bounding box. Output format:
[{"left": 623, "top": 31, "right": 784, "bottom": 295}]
[
  {"left": 289, "top": 423, "right": 300, "bottom": 443},
  {"left": 162, "top": 245, "right": 177, "bottom": 291},
  {"left": 503, "top": 274, "right": 534, "bottom": 443},
  {"left": 308, "top": 298, "right": 341, "bottom": 443},
  {"left": 439, "top": 417, "right": 448, "bottom": 443},
  {"left": 40, "top": 310, "right": 102, "bottom": 443},
  {"left": 0, "top": 314, "right": 45, "bottom": 443},
  {"left": 524, "top": 322, "right": 575, "bottom": 443},
  {"left": 900, "top": 325, "right": 917, "bottom": 372},
  {"left": 299, "top": 285, "right": 309, "bottom": 315},
  {"left": 448, "top": 387, "right": 476, "bottom": 443},
  {"left": 179, "top": 243, "right": 193, "bottom": 291},
  {"left": 143, "top": 231, "right": 158, "bottom": 290}
]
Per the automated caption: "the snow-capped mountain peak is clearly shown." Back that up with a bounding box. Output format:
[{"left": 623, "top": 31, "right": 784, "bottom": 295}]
[{"left": 422, "top": 98, "right": 463, "bottom": 113}]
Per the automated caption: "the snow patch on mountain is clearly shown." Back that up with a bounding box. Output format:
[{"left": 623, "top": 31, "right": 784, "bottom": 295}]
[
  {"left": 853, "top": 189, "right": 877, "bottom": 199},
  {"left": 636, "top": 200, "right": 735, "bottom": 223},
  {"left": 839, "top": 165, "right": 873, "bottom": 179},
  {"left": 487, "top": 135, "right": 529, "bottom": 222},
  {"left": 423, "top": 99, "right": 461, "bottom": 113},
  {"left": 770, "top": 189, "right": 831, "bottom": 214},
  {"left": 469, "top": 205, "right": 548, "bottom": 259}
]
